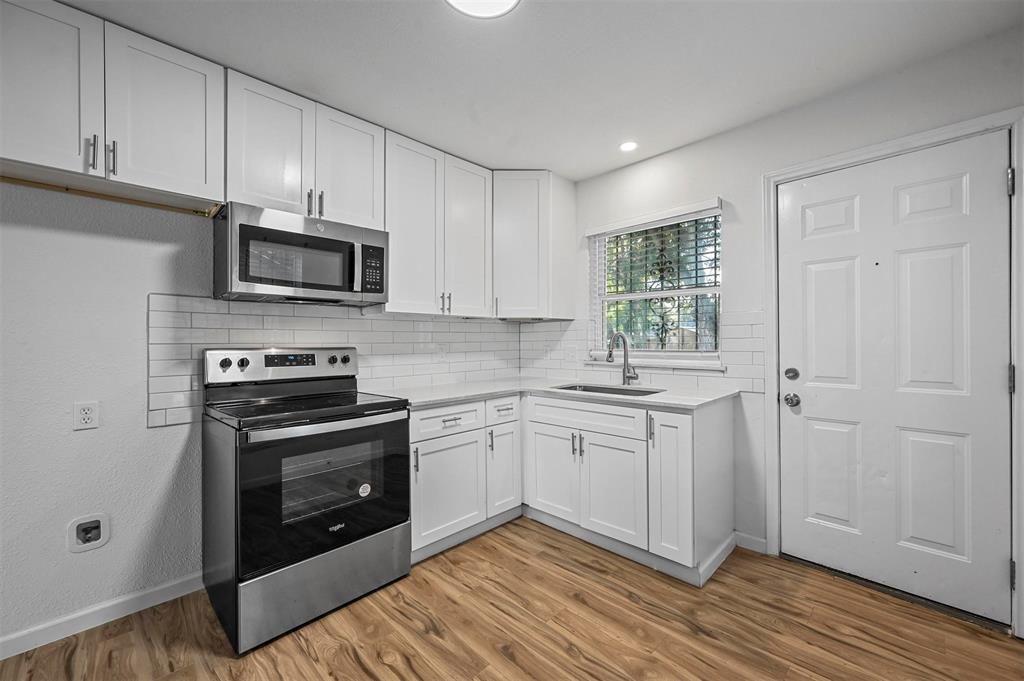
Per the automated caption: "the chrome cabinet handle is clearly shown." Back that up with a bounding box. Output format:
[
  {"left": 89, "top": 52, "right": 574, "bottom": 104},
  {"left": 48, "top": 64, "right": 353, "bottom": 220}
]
[
  {"left": 496, "top": 405, "right": 514, "bottom": 413},
  {"left": 494, "top": 296, "right": 498, "bottom": 316},
  {"left": 648, "top": 414, "right": 655, "bottom": 443},
  {"left": 307, "top": 189, "right": 313, "bottom": 216},
  {"left": 441, "top": 416, "right": 461, "bottom": 426},
  {"left": 446, "top": 292, "right": 452, "bottom": 314},
  {"left": 318, "top": 190, "right": 325, "bottom": 217},
  {"left": 89, "top": 134, "right": 98, "bottom": 170},
  {"left": 571, "top": 432, "right": 577, "bottom": 457},
  {"left": 488, "top": 429, "right": 494, "bottom": 451},
  {"left": 413, "top": 446, "right": 420, "bottom": 473},
  {"left": 440, "top": 292, "right": 445, "bottom": 312},
  {"left": 784, "top": 393, "right": 801, "bottom": 407},
  {"left": 110, "top": 140, "right": 118, "bottom": 175},
  {"left": 579, "top": 434, "right": 585, "bottom": 459}
]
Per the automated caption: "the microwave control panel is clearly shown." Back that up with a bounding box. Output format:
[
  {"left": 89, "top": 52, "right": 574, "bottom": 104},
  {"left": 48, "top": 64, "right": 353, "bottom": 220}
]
[{"left": 361, "top": 245, "right": 385, "bottom": 294}]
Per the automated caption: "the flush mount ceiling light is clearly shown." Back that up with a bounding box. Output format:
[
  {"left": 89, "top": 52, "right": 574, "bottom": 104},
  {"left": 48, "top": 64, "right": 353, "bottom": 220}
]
[
  {"left": 619, "top": 140, "right": 638, "bottom": 152},
  {"left": 445, "top": 0, "right": 521, "bottom": 19}
]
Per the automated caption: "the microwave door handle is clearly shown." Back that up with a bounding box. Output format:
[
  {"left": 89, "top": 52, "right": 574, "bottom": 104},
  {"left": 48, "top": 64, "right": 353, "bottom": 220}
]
[
  {"left": 246, "top": 410, "right": 406, "bottom": 443},
  {"left": 353, "top": 243, "right": 362, "bottom": 293}
]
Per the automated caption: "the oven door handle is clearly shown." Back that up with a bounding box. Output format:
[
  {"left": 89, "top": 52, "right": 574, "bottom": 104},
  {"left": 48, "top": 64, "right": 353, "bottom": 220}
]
[{"left": 246, "top": 410, "right": 407, "bottom": 443}]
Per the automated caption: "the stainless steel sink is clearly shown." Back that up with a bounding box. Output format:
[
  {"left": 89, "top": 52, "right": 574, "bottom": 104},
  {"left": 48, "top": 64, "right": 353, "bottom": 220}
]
[{"left": 554, "top": 384, "right": 665, "bottom": 397}]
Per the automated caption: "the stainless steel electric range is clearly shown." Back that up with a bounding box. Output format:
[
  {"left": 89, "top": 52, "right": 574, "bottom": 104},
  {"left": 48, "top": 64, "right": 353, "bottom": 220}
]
[{"left": 201, "top": 347, "right": 410, "bottom": 654}]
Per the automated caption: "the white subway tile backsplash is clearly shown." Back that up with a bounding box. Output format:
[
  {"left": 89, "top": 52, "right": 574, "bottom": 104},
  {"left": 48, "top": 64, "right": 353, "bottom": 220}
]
[{"left": 147, "top": 294, "right": 523, "bottom": 428}]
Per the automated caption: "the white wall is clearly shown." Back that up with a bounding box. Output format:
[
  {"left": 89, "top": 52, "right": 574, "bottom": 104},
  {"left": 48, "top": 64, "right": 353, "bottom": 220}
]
[
  {"left": 0, "top": 185, "right": 211, "bottom": 642},
  {"left": 572, "top": 27, "right": 1024, "bottom": 545}
]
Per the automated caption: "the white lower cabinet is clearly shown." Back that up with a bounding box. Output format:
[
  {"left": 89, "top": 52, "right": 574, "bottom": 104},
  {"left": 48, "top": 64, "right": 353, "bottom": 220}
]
[
  {"left": 486, "top": 421, "right": 521, "bottom": 517},
  {"left": 580, "top": 431, "right": 648, "bottom": 550},
  {"left": 411, "top": 429, "right": 487, "bottom": 551},
  {"left": 524, "top": 422, "right": 580, "bottom": 523},
  {"left": 647, "top": 411, "right": 695, "bottom": 566}
]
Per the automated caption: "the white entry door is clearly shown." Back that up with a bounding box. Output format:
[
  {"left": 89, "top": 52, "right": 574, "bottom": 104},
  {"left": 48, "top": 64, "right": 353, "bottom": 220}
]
[{"left": 778, "top": 131, "right": 1011, "bottom": 623}]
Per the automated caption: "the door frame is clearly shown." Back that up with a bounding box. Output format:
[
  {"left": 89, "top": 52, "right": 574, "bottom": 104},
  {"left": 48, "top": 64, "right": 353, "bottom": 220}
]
[{"left": 761, "top": 106, "right": 1024, "bottom": 636}]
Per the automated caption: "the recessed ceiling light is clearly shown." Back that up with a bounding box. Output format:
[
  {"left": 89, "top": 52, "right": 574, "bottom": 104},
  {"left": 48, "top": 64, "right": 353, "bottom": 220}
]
[
  {"left": 619, "top": 140, "right": 638, "bottom": 152},
  {"left": 445, "top": 0, "right": 521, "bottom": 19}
]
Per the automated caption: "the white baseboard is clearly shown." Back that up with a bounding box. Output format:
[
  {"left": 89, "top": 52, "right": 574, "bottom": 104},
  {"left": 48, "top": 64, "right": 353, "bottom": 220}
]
[
  {"left": 697, "top": 534, "right": 737, "bottom": 586},
  {"left": 0, "top": 571, "right": 203, "bottom": 660},
  {"left": 735, "top": 531, "right": 768, "bottom": 554}
]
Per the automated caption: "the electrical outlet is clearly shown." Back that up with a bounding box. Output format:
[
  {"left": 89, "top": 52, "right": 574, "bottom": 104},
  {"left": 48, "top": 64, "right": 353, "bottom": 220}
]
[{"left": 73, "top": 401, "right": 100, "bottom": 430}]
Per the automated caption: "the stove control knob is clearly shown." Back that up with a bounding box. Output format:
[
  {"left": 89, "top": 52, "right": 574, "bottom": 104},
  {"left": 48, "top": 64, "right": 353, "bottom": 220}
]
[
  {"left": 341, "top": 354, "right": 351, "bottom": 365},
  {"left": 237, "top": 357, "right": 250, "bottom": 370},
  {"left": 219, "top": 357, "right": 232, "bottom": 370},
  {"left": 327, "top": 355, "right": 338, "bottom": 365}
]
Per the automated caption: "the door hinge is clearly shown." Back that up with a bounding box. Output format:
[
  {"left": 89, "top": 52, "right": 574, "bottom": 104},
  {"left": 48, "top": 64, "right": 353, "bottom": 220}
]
[
  {"left": 1010, "top": 364, "right": 1016, "bottom": 394},
  {"left": 1009, "top": 167, "right": 1016, "bottom": 197},
  {"left": 1012, "top": 559, "right": 1017, "bottom": 591}
]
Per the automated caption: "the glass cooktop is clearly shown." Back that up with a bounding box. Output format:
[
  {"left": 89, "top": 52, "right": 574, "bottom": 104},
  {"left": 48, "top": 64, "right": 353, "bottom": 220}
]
[{"left": 206, "top": 391, "right": 408, "bottom": 430}]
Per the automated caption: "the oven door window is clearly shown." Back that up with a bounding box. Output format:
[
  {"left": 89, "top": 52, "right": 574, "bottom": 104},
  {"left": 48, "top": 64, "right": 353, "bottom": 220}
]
[
  {"left": 237, "top": 415, "right": 409, "bottom": 581},
  {"left": 238, "top": 223, "right": 355, "bottom": 292}
]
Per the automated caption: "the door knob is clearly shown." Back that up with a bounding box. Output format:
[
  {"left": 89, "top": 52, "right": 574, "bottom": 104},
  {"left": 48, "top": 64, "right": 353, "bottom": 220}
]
[{"left": 784, "top": 393, "right": 801, "bottom": 407}]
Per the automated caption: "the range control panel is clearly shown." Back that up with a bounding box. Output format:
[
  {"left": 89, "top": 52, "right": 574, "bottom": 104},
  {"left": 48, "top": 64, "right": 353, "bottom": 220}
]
[
  {"left": 205, "top": 347, "right": 357, "bottom": 385},
  {"left": 361, "top": 245, "right": 385, "bottom": 294}
]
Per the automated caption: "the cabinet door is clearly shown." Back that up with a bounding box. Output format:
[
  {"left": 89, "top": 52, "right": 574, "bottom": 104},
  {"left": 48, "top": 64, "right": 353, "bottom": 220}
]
[
  {"left": 493, "top": 170, "right": 549, "bottom": 318},
  {"left": 104, "top": 24, "right": 224, "bottom": 201},
  {"left": 0, "top": 0, "right": 103, "bottom": 175},
  {"left": 523, "top": 422, "right": 579, "bottom": 523},
  {"left": 227, "top": 70, "right": 315, "bottom": 214},
  {"left": 486, "top": 422, "right": 521, "bottom": 517},
  {"left": 385, "top": 132, "right": 445, "bottom": 315},
  {"left": 647, "top": 411, "right": 694, "bottom": 566},
  {"left": 314, "top": 104, "right": 384, "bottom": 229},
  {"left": 444, "top": 155, "right": 493, "bottom": 317},
  {"left": 579, "top": 431, "right": 648, "bottom": 549},
  {"left": 411, "top": 430, "right": 487, "bottom": 551}
]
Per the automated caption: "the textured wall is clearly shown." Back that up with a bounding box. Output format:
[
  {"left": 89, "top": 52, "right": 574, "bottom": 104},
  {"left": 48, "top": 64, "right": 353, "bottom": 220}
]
[{"left": 0, "top": 184, "right": 211, "bottom": 637}]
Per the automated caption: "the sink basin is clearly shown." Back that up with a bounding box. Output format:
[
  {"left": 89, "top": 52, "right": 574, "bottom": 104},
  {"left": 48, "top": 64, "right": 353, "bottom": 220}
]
[{"left": 554, "top": 384, "right": 665, "bottom": 397}]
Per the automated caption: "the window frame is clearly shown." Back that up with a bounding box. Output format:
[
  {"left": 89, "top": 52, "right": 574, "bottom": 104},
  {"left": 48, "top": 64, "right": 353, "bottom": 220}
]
[{"left": 589, "top": 206, "right": 724, "bottom": 369}]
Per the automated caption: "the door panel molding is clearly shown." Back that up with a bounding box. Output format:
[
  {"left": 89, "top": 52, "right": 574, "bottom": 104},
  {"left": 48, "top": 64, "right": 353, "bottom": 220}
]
[{"left": 763, "top": 107, "right": 1024, "bottom": 633}]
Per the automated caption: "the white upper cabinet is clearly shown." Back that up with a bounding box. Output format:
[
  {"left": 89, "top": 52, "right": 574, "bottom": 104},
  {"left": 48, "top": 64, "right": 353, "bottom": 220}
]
[
  {"left": 444, "top": 155, "right": 493, "bottom": 317},
  {"left": 493, "top": 171, "right": 577, "bottom": 319},
  {"left": 227, "top": 70, "right": 315, "bottom": 215},
  {"left": 104, "top": 24, "right": 224, "bottom": 201},
  {"left": 385, "top": 132, "right": 446, "bottom": 315},
  {"left": 0, "top": 0, "right": 104, "bottom": 175},
  {"left": 314, "top": 104, "right": 384, "bottom": 229}
]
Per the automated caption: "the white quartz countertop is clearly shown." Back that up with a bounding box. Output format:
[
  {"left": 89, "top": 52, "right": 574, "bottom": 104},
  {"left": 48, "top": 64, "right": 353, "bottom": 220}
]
[{"left": 389, "top": 377, "right": 740, "bottom": 412}]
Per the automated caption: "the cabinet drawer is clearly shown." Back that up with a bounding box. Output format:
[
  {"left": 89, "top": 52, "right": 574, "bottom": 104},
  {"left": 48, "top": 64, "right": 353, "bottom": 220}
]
[
  {"left": 525, "top": 396, "right": 647, "bottom": 440},
  {"left": 485, "top": 396, "right": 519, "bottom": 425},
  {"left": 410, "top": 401, "right": 485, "bottom": 441}
]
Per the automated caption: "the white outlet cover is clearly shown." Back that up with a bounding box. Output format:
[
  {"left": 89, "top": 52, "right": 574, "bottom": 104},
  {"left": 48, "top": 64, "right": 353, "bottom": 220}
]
[
  {"left": 67, "top": 513, "right": 110, "bottom": 553},
  {"left": 73, "top": 401, "right": 100, "bottom": 430}
]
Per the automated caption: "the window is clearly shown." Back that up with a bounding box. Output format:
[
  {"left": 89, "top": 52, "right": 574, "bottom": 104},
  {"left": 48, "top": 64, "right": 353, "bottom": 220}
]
[{"left": 592, "top": 214, "right": 721, "bottom": 354}]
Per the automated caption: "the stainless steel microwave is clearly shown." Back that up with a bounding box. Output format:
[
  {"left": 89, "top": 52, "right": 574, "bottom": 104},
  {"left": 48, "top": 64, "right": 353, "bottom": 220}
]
[{"left": 213, "top": 202, "right": 387, "bottom": 306}]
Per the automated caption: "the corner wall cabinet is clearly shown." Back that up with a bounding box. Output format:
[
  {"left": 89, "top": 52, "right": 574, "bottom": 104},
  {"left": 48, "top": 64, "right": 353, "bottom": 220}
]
[
  {"left": 493, "top": 170, "right": 577, "bottom": 319},
  {"left": 1, "top": 0, "right": 224, "bottom": 204},
  {"left": 385, "top": 131, "right": 493, "bottom": 317}
]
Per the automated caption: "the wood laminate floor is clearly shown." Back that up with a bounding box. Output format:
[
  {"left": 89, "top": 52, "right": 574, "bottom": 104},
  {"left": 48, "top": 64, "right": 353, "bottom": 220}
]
[{"left": 3, "top": 518, "right": 1023, "bottom": 680}]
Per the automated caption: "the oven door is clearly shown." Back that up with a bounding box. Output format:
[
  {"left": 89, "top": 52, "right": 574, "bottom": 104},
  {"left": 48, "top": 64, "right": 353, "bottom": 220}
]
[
  {"left": 236, "top": 410, "right": 409, "bottom": 581},
  {"left": 226, "top": 202, "right": 366, "bottom": 303}
]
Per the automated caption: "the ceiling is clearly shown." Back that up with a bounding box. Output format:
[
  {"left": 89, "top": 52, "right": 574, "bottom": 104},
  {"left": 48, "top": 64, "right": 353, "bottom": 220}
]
[{"left": 66, "top": 0, "right": 1023, "bottom": 181}]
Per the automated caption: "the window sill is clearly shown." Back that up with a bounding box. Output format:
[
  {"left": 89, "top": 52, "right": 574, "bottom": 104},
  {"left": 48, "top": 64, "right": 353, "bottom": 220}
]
[{"left": 586, "top": 351, "right": 726, "bottom": 372}]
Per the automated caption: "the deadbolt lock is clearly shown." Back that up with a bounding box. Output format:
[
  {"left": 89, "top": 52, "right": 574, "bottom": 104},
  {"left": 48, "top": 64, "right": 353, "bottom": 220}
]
[{"left": 784, "top": 367, "right": 800, "bottom": 380}]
